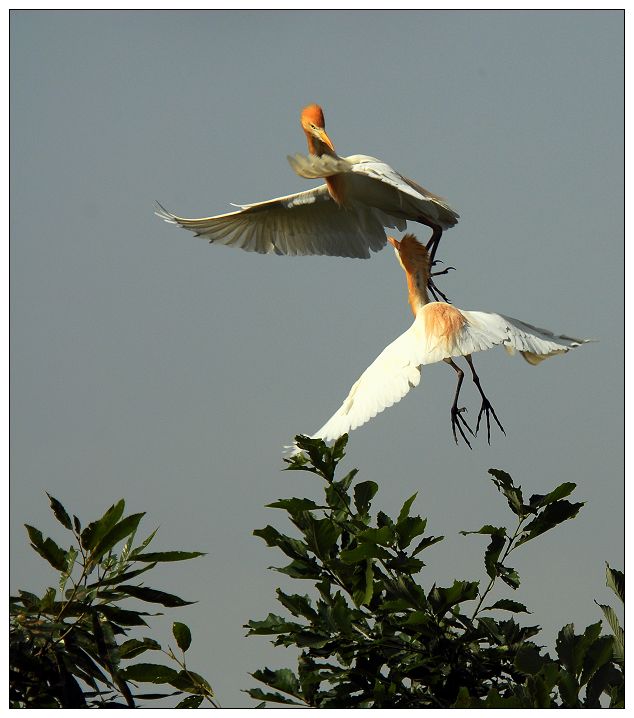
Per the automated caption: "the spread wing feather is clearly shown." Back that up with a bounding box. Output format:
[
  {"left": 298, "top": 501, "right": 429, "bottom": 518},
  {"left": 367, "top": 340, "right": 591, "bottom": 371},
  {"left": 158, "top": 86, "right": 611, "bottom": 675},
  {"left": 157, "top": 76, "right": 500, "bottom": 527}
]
[
  {"left": 290, "top": 308, "right": 590, "bottom": 450},
  {"left": 455, "top": 311, "right": 592, "bottom": 362},
  {"left": 304, "top": 322, "right": 424, "bottom": 445},
  {"left": 155, "top": 184, "right": 390, "bottom": 258}
]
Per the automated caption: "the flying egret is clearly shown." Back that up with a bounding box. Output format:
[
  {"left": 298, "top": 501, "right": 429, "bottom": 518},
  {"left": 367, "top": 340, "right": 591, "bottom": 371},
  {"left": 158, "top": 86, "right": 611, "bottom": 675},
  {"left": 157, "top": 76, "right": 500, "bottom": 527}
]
[
  {"left": 155, "top": 105, "right": 459, "bottom": 283},
  {"left": 290, "top": 234, "right": 591, "bottom": 451}
]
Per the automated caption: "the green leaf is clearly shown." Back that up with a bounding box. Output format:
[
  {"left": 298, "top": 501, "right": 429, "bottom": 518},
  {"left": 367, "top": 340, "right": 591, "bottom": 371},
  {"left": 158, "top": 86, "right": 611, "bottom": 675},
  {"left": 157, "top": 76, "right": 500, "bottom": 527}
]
[
  {"left": 594, "top": 602, "right": 624, "bottom": 661},
  {"left": 176, "top": 695, "right": 204, "bottom": 708},
  {"left": 253, "top": 525, "right": 308, "bottom": 561},
  {"left": 361, "top": 559, "right": 374, "bottom": 605},
  {"left": 173, "top": 622, "right": 192, "bottom": 652},
  {"left": 484, "top": 529, "right": 506, "bottom": 580},
  {"left": 47, "top": 493, "right": 73, "bottom": 530},
  {"left": 557, "top": 668, "right": 580, "bottom": 706},
  {"left": 484, "top": 599, "right": 530, "bottom": 613},
  {"left": 386, "top": 554, "right": 425, "bottom": 574},
  {"left": 130, "top": 527, "right": 159, "bottom": 556},
  {"left": 481, "top": 688, "right": 524, "bottom": 708},
  {"left": 304, "top": 515, "right": 340, "bottom": 559},
  {"left": 331, "top": 433, "right": 349, "bottom": 461},
  {"left": 580, "top": 635, "right": 616, "bottom": 685},
  {"left": 266, "top": 498, "right": 320, "bottom": 514},
  {"left": 251, "top": 667, "right": 303, "bottom": 700},
  {"left": 528, "top": 482, "right": 576, "bottom": 508},
  {"left": 92, "top": 612, "right": 121, "bottom": 668},
  {"left": 81, "top": 499, "right": 125, "bottom": 550},
  {"left": 353, "top": 481, "right": 378, "bottom": 515},
  {"left": 605, "top": 563, "right": 624, "bottom": 603},
  {"left": 497, "top": 564, "right": 521, "bottom": 589},
  {"left": 357, "top": 525, "right": 394, "bottom": 546},
  {"left": 40, "top": 586, "right": 56, "bottom": 611},
  {"left": 516, "top": 500, "right": 584, "bottom": 547},
  {"left": 273, "top": 558, "right": 321, "bottom": 580},
  {"left": 131, "top": 550, "right": 206, "bottom": 563},
  {"left": 460, "top": 524, "right": 507, "bottom": 536},
  {"left": 247, "top": 687, "right": 303, "bottom": 706},
  {"left": 59, "top": 546, "right": 78, "bottom": 593},
  {"left": 24, "top": 525, "right": 68, "bottom": 571},
  {"left": 404, "top": 610, "right": 432, "bottom": 627},
  {"left": 411, "top": 534, "right": 444, "bottom": 556},
  {"left": 556, "top": 622, "right": 602, "bottom": 676},
  {"left": 275, "top": 590, "right": 317, "bottom": 621},
  {"left": 170, "top": 670, "right": 212, "bottom": 695},
  {"left": 340, "top": 543, "right": 391, "bottom": 563},
  {"left": 39, "top": 587, "right": 56, "bottom": 613},
  {"left": 325, "top": 482, "right": 350, "bottom": 513},
  {"left": 246, "top": 613, "right": 304, "bottom": 636},
  {"left": 477, "top": 616, "right": 505, "bottom": 643},
  {"left": 88, "top": 562, "right": 157, "bottom": 588},
  {"left": 397, "top": 493, "right": 418, "bottom": 523},
  {"left": 122, "top": 662, "right": 180, "bottom": 684},
  {"left": 89, "top": 513, "right": 146, "bottom": 564},
  {"left": 489, "top": 469, "right": 525, "bottom": 517},
  {"left": 118, "top": 638, "right": 161, "bottom": 659},
  {"left": 428, "top": 580, "right": 479, "bottom": 615},
  {"left": 514, "top": 644, "right": 543, "bottom": 675},
  {"left": 395, "top": 516, "right": 427, "bottom": 550},
  {"left": 97, "top": 605, "right": 151, "bottom": 627},
  {"left": 117, "top": 584, "right": 195, "bottom": 608},
  {"left": 584, "top": 662, "right": 622, "bottom": 707}
]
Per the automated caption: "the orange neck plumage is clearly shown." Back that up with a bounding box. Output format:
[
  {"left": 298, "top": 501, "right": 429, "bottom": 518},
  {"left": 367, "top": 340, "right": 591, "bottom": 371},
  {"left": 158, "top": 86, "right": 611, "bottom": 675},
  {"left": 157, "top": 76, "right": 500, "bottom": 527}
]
[{"left": 397, "top": 235, "right": 432, "bottom": 314}]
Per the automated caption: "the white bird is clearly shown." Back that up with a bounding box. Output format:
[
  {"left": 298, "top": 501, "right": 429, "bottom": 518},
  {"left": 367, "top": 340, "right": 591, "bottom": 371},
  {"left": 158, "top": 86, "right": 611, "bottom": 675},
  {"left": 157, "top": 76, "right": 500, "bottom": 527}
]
[
  {"left": 155, "top": 104, "right": 458, "bottom": 269},
  {"left": 291, "top": 234, "right": 591, "bottom": 451}
]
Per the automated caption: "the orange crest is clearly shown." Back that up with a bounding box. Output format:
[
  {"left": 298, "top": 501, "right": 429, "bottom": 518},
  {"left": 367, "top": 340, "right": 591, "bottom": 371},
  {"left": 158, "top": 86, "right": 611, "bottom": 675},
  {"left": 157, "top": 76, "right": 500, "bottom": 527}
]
[
  {"left": 301, "top": 104, "right": 326, "bottom": 128},
  {"left": 398, "top": 234, "right": 431, "bottom": 275}
]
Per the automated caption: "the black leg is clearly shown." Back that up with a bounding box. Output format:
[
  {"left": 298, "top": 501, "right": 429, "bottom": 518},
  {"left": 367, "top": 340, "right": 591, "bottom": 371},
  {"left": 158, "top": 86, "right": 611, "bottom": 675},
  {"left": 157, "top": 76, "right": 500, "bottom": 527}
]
[
  {"left": 425, "top": 225, "right": 443, "bottom": 265},
  {"left": 428, "top": 278, "right": 451, "bottom": 304},
  {"left": 464, "top": 355, "right": 506, "bottom": 444},
  {"left": 444, "top": 358, "right": 475, "bottom": 449},
  {"left": 424, "top": 225, "right": 454, "bottom": 304}
]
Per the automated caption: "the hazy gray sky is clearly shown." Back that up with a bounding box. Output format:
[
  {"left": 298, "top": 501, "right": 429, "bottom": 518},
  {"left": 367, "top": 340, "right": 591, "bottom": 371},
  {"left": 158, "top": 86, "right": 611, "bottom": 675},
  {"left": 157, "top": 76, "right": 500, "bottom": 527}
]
[{"left": 11, "top": 10, "right": 623, "bottom": 708}]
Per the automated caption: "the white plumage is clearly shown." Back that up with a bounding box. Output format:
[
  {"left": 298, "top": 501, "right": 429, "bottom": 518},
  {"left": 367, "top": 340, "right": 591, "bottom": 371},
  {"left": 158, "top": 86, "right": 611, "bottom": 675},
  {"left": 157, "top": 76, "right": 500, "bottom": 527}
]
[
  {"left": 156, "top": 104, "right": 458, "bottom": 260},
  {"left": 307, "top": 309, "right": 588, "bottom": 445},
  {"left": 290, "top": 235, "right": 591, "bottom": 451}
]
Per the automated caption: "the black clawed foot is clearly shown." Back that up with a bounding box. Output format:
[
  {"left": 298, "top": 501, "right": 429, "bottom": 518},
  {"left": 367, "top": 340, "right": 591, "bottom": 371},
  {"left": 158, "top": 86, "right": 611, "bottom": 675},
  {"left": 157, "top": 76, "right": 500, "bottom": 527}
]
[
  {"left": 431, "top": 259, "right": 456, "bottom": 277},
  {"left": 451, "top": 406, "right": 475, "bottom": 449},
  {"left": 431, "top": 266, "right": 456, "bottom": 277},
  {"left": 475, "top": 398, "right": 506, "bottom": 445},
  {"left": 428, "top": 278, "right": 452, "bottom": 304}
]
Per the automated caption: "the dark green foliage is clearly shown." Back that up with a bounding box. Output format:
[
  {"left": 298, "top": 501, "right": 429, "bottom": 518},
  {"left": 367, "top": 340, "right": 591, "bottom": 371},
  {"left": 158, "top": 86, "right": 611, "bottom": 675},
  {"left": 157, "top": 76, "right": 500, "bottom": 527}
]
[
  {"left": 246, "top": 435, "right": 624, "bottom": 708},
  {"left": 10, "top": 495, "right": 217, "bottom": 708}
]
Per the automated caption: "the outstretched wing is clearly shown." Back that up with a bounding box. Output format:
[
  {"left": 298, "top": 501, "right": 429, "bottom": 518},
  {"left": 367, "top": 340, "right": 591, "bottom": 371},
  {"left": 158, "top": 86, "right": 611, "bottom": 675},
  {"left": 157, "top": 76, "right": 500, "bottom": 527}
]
[
  {"left": 155, "top": 183, "right": 391, "bottom": 259},
  {"left": 301, "top": 322, "right": 423, "bottom": 446},
  {"left": 454, "top": 311, "right": 592, "bottom": 364}
]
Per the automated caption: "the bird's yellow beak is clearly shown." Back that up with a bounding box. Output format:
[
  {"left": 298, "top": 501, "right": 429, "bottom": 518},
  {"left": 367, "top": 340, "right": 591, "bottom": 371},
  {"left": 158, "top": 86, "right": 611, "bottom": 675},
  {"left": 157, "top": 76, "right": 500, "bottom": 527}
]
[{"left": 316, "top": 128, "right": 335, "bottom": 152}]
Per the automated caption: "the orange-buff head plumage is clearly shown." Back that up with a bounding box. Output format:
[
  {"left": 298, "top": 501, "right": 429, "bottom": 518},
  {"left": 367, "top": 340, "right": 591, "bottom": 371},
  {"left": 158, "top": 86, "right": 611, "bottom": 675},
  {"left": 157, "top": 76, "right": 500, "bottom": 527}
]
[{"left": 300, "top": 103, "right": 326, "bottom": 129}]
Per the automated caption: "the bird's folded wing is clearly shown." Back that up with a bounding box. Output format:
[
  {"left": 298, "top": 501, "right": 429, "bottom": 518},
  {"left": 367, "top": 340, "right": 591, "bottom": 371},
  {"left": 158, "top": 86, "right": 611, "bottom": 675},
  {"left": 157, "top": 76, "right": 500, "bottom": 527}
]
[
  {"left": 155, "top": 185, "right": 389, "bottom": 258},
  {"left": 288, "top": 151, "right": 429, "bottom": 203},
  {"left": 287, "top": 152, "right": 459, "bottom": 229},
  {"left": 307, "top": 324, "right": 423, "bottom": 444},
  {"left": 347, "top": 156, "right": 443, "bottom": 201},
  {"left": 455, "top": 311, "right": 592, "bottom": 363},
  {"left": 287, "top": 153, "right": 353, "bottom": 178}
]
